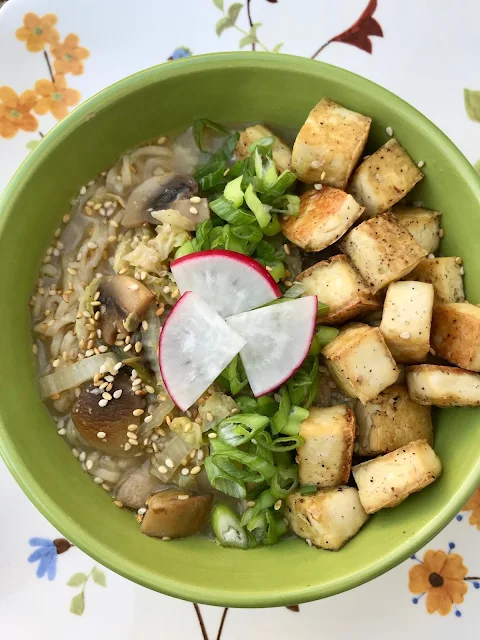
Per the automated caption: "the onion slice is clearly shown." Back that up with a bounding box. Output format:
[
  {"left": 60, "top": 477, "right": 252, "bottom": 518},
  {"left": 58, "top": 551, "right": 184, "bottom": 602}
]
[{"left": 39, "top": 353, "right": 121, "bottom": 398}]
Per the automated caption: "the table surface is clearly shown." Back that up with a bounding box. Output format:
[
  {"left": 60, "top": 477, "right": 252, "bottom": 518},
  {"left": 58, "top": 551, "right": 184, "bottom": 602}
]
[{"left": 0, "top": 0, "right": 479, "bottom": 637}]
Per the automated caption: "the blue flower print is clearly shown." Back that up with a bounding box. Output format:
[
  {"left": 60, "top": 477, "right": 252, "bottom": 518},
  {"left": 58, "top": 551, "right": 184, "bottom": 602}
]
[
  {"left": 169, "top": 47, "right": 192, "bottom": 60},
  {"left": 28, "top": 537, "right": 72, "bottom": 580}
]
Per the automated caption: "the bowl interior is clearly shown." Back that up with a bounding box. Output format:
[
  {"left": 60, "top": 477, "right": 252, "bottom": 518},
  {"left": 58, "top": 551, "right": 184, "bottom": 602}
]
[{"left": 0, "top": 53, "right": 479, "bottom": 607}]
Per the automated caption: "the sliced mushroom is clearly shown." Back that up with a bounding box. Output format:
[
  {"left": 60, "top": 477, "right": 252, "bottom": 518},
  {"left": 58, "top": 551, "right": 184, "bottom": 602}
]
[
  {"left": 123, "top": 174, "right": 199, "bottom": 228},
  {"left": 168, "top": 198, "right": 210, "bottom": 224},
  {"left": 98, "top": 275, "right": 155, "bottom": 345},
  {"left": 140, "top": 488, "right": 213, "bottom": 538},
  {"left": 115, "top": 463, "right": 162, "bottom": 510},
  {"left": 71, "top": 372, "right": 145, "bottom": 456}
]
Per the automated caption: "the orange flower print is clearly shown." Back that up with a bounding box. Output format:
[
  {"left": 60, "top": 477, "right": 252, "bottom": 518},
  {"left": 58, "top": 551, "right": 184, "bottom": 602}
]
[
  {"left": 51, "top": 34, "right": 90, "bottom": 76},
  {"left": 0, "top": 87, "right": 38, "bottom": 139},
  {"left": 462, "top": 487, "right": 480, "bottom": 530},
  {"left": 34, "top": 75, "right": 80, "bottom": 121},
  {"left": 16, "top": 13, "right": 60, "bottom": 53},
  {"left": 409, "top": 545, "right": 470, "bottom": 616}
]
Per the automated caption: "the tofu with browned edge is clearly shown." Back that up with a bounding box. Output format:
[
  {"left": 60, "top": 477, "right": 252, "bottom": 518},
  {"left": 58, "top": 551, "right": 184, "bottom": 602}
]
[
  {"left": 352, "top": 440, "right": 441, "bottom": 514},
  {"left": 286, "top": 487, "right": 369, "bottom": 550},
  {"left": 406, "top": 364, "right": 480, "bottom": 406},
  {"left": 281, "top": 186, "right": 364, "bottom": 252},
  {"left": 391, "top": 205, "right": 442, "bottom": 254},
  {"left": 296, "top": 255, "right": 382, "bottom": 325},
  {"left": 235, "top": 125, "right": 292, "bottom": 172},
  {"left": 408, "top": 257, "right": 465, "bottom": 303},
  {"left": 354, "top": 385, "right": 433, "bottom": 456},
  {"left": 322, "top": 323, "right": 399, "bottom": 404},
  {"left": 379, "top": 281, "right": 434, "bottom": 363},
  {"left": 297, "top": 405, "right": 355, "bottom": 487},
  {"left": 431, "top": 303, "right": 480, "bottom": 371},
  {"left": 291, "top": 98, "right": 371, "bottom": 189},
  {"left": 349, "top": 138, "right": 423, "bottom": 217},
  {"left": 340, "top": 213, "right": 427, "bottom": 294}
]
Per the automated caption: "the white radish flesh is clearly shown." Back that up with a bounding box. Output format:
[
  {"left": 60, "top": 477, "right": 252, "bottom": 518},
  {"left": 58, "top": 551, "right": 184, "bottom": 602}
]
[
  {"left": 158, "top": 291, "right": 246, "bottom": 411},
  {"left": 226, "top": 296, "right": 317, "bottom": 397},
  {"left": 171, "top": 249, "right": 280, "bottom": 317}
]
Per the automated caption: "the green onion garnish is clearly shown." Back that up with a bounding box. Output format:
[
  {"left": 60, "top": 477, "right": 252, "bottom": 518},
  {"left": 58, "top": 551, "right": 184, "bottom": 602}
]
[{"left": 299, "top": 485, "right": 318, "bottom": 495}]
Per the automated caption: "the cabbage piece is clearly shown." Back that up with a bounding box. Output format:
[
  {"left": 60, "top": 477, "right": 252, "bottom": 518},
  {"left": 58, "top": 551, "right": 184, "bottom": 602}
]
[
  {"left": 39, "top": 353, "right": 121, "bottom": 398},
  {"left": 151, "top": 209, "right": 196, "bottom": 231},
  {"left": 148, "top": 223, "right": 190, "bottom": 262},
  {"left": 113, "top": 230, "right": 135, "bottom": 273},
  {"left": 198, "top": 392, "right": 238, "bottom": 432},
  {"left": 150, "top": 436, "right": 192, "bottom": 482},
  {"left": 123, "top": 243, "right": 163, "bottom": 274},
  {"left": 170, "top": 417, "right": 203, "bottom": 448}
]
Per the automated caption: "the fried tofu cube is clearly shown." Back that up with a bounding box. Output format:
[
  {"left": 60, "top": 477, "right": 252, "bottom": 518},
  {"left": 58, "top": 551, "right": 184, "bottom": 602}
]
[
  {"left": 339, "top": 213, "right": 427, "bottom": 294},
  {"left": 349, "top": 139, "right": 423, "bottom": 217},
  {"left": 391, "top": 206, "right": 442, "bottom": 254},
  {"left": 408, "top": 257, "right": 465, "bottom": 303},
  {"left": 352, "top": 440, "right": 441, "bottom": 514},
  {"left": 291, "top": 98, "right": 371, "bottom": 189},
  {"left": 296, "top": 255, "right": 382, "bottom": 325},
  {"left": 354, "top": 385, "right": 433, "bottom": 456},
  {"left": 431, "top": 303, "right": 480, "bottom": 371},
  {"left": 297, "top": 405, "right": 355, "bottom": 487},
  {"left": 406, "top": 364, "right": 480, "bottom": 406},
  {"left": 286, "top": 487, "right": 369, "bottom": 550},
  {"left": 322, "top": 323, "right": 399, "bottom": 404},
  {"left": 281, "top": 186, "right": 364, "bottom": 252},
  {"left": 379, "top": 281, "right": 434, "bottom": 363},
  {"left": 235, "top": 124, "right": 292, "bottom": 172}
]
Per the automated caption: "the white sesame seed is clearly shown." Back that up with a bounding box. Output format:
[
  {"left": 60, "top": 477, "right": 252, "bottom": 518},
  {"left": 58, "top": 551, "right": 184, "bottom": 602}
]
[
  {"left": 127, "top": 424, "right": 138, "bottom": 432},
  {"left": 181, "top": 468, "right": 190, "bottom": 476},
  {"left": 460, "top": 266, "right": 465, "bottom": 275},
  {"left": 129, "top": 283, "right": 139, "bottom": 291},
  {"left": 80, "top": 186, "right": 87, "bottom": 195},
  {"left": 85, "top": 349, "right": 94, "bottom": 357},
  {"left": 190, "top": 196, "right": 201, "bottom": 204},
  {"left": 124, "top": 344, "right": 132, "bottom": 352},
  {"left": 124, "top": 443, "right": 132, "bottom": 451},
  {"left": 400, "top": 331, "right": 411, "bottom": 339},
  {"left": 79, "top": 451, "right": 86, "bottom": 462},
  {"left": 162, "top": 536, "right": 171, "bottom": 541},
  {"left": 313, "top": 183, "right": 323, "bottom": 190},
  {"left": 163, "top": 286, "right": 170, "bottom": 294},
  {"left": 265, "top": 265, "right": 272, "bottom": 272},
  {"left": 439, "top": 229, "right": 445, "bottom": 238},
  {"left": 274, "top": 499, "right": 282, "bottom": 511},
  {"left": 144, "top": 415, "right": 153, "bottom": 424},
  {"left": 157, "top": 136, "right": 166, "bottom": 145},
  {"left": 98, "top": 399, "right": 108, "bottom": 407},
  {"left": 158, "top": 465, "right": 168, "bottom": 474},
  {"left": 208, "top": 432, "right": 217, "bottom": 439},
  {"left": 456, "top": 256, "right": 463, "bottom": 265},
  {"left": 128, "top": 438, "right": 138, "bottom": 446},
  {"left": 190, "top": 465, "right": 202, "bottom": 476},
  {"left": 135, "top": 341, "right": 143, "bottom": 353},
  {"left": 130, "top": 368, "right": 138, "bottom": 378},
  {"left": 142, "top": 320, "right": 149, "bottom": 331},
  {"left": 94, "top": 476, "right": 103, "bottom": 484},
  {"left": 86, "top": 460, "right": 93, "bottom": 470},
  {"left": 113, "top": 362, "right": 123, "bottom": 371},
  {"left": 58, "top": 428, "right": 66, "bottom": 436},
  {"left": 132, "top": 378, "right": 142, "bottom": 387},
  {"left": 145, "top": 385, "right": 155, "bottom": 394},
  {"left": 102, "top": 392, "right": 112, "bottom": 401},
  {"left": 113, "top": 389, "right": 123, "bottom": 399},
  {"left": 428, "top": 253, "right": 435, "bottom": 259},
  {"left": 133, "top": 408, "right": 144, "bottom": 417},
  {"left": 417, "top": 160, "right": 425, "bottom": 168},
  {"left": 97, "top": 431, "right": 106, "bottom": 439},
  {"left": 177, "top": 494, "right": 189, "bottom": 500},
  {"left": 72, "top": 448, "right": 79, "bottom": 458},
  {"left": 386, "top": 126, "right": 393, "bottom": 136},
  {"left": 189, "top": 206, "right": 198, "bottom": 215},
  {"left": 98, "top": 345, "right": 108, "bottom": 353},
  {"left": 206, "top": 412, "right": 214, "bottom": 422},
  {"left": 137, "top": 507, "right": 147, "bottom": 515},
  {"left": 52, "top": 359, "right": 60, "bottom": 367},
  {"left": 320, "top": 171, "right": 326, "bottom": 180},
  {"left": 197, "top": 449, "right": 205, "bottom": 461},
  {"left": 165, "top": 458, "right": 174, "bottom": 469},
  {"left": 306, "top": 538, "right": 313, "bottom": 547}
]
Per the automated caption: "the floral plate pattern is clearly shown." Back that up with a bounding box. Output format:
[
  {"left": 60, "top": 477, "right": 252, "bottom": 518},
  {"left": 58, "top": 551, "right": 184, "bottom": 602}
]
[{"left": 0, "top": 0, "right": 480, "bottom": 638}]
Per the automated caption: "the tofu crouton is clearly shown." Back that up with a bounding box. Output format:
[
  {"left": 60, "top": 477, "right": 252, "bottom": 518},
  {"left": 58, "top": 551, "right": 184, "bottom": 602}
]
[
  {"left": 297, "top": 405, "right": 356, "bottom": 487},
  {"left": 391, "top": 206, "right": 442, "bottom": 254},
  {"left": 406, "top": 364, "right": 480, "bottom": 406},
  {"left": 352, "top": 440, "right": 441, "bottom": 514},
  {"left": 235, "top": 124, "right": 292, "bottom": 172},
  {"left": 354, "top": 385, "right": 433, "bottom": 456},
  {"left": 296, "top": 255, "right": 382, "bottom": 325},
  {"left": 349, "top": 138, "right": 424, "bottom": 217},
  {"left": 286, "top": 487, "right": 369, "bottom": 550},
  {"left": 408, "top": 257, "right": 465, "bottom": 303},
  {"left": 431, "top": 303, "right": 480, "bottom": 371},
  {"left": 291, "top": 98, "right": 371, "bottom": 189},
  {"left": 281, "top": 186, "right": 364, "bottom": 252},
  {"left": 379, "top": 281, "right": 434, "bottom": 363},
  {"left": 322, "top": 323, "right": 399, "bottom": 404},
  {"left": 340, "top": 213, "right": 427, "bottom": 294}
]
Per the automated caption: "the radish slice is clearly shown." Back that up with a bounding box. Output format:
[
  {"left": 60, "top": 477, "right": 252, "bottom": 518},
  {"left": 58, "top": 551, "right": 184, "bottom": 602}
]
[
  {"left": 226, "top": 296, "right": 317, "bottom": 397},
  {"left": 171, "top": 249, "right": 281, "bottom": 317},
  {"left": 159, "top": 291, "right": 246, "bottom": 411}
]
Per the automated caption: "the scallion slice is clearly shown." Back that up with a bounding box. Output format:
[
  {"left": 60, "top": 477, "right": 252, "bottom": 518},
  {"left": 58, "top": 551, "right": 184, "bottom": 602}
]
[
  {"left": 224, "top": 175, "right": 244, "bottom": 207},
  {"left": 217, "top": 413, "right": 269, "bottom": 447},
  {"left": 244, "top": 184, "right": 271, "bottom": 228},
  {"left": 193, "top": 118, "right": 229, "bottom": 152},
  {"left": 209, "top": 196, "right": 256, "bottom": 226},
  {"left": 262, "top": 170, "right": 297, "bottom": 202},
  {"left": 211, "top": 503, "right": 251, "bottom": 549},
  {"left": 204, "top": 457, "right": 246, "bottom": 499}
]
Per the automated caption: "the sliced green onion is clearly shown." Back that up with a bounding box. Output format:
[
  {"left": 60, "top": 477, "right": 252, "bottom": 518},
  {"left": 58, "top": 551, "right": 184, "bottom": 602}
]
[
  {"left": 270, "top": 466, "right": 299, "bottom": 499},
  {"left": 271, "top": 194, "right": 300, "bottom": 217},
  {"left": 263, "top": 260, "right": 285, "bottom": 282},
  {"left": 309, "top": 326, "right": 340, "bottom": 355},
  {"left": 245, "top": 184, "right": 271, "bottom": 228},
  {"left": 256, "top": 396, "right": 279, "bottom": 418},
  {"left": 317, "top": 301, "right": 330, "bottom": 317},
  {"left": 230, "top": 223, "right": 263, "bottom": 244},
  {"left": 262, "top": 214, "right": 282, "bottom": 237},
  {"left": 217, "top": 414, "right": 269, "bottom": 447},
  {"left": 263, "top": 510, "right": 288, "bottom": 545},
  {"left": 262, "top": 171, "right": 297, "bottom": 202},
  {"left": 211, "top": 503, "right": 251, "bottom": 549},
  {"left": 222, "top": 225, "right": 248, "bottom": 254},
  {"left": 210, "top": 196, "right": 256, "bottom": 226},
  {"left": 210, "top": 439, "right": 276, "bottom": 480},
  {"left": 281, "top": 406, "right": 309, "bottom": 436},
  {"left": 174, "top": 240, "right": 195, "bottom": 259},
  {"left": 241, "top": 489, "right": 275, "bottom": 528},
  {"left": 196, "top": 160, "right": 228, "bottom": 191},
  {"left": 192, "top": 219, "right": 213, "bottom": 251},
  {"left": 283, "top": 282, "right": 307, "bottom": 299},
  {"left": 220, "top": 355, "right": 249, "bottom": 396},
  {"left": 224, "top": 175, "right": 244, "bottom": 207},
  {"left": 248, "top": 136, "right": 275, "bottom": 153},
  {"left": 204, "top": 457, "right": 246, "bottom": 499},
  {"left": 271, "top": 386, "right": 291, "bottom": 434},
  {"left": 193, "top": 118, "right": 229, "bottom": 151},
  {"left": 299, "top": 484, "right": 318, "bottom": 496},
  {"left": 265, "top": 435, "right": 304, "bottom": 452},
  {"left": 235, "top": 396, "right": 258, "bottom": 412}
]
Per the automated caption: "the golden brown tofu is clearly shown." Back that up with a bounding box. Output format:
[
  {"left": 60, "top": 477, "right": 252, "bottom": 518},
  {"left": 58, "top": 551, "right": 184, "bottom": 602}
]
[
  {"left": 235, "top": 124, "right": 292, "bottom": 172},
  {"left": 406, "top": 364, "right": 480, "bottom": 406},
  {"left": 322, "top": 323, "right": 399, "bottom": 404},
  {"left": 286, "top": 487, "right": 369, "bottom": 550},
  {"left": 408, "top": 257, "right": 465, "bottom": 303},
  {"left": 349, "top": 139, "right": 424, "bottom": 217},
  {"left": 339, "top": 213, "right": 427, "bottom": 294},
  {"left": 297, "top": 405, "right": 355, "bottom": 487},
  {"left": 297, "top": 255, "right": 382, "bottom": 325},
  {"left": 379, "top": 281, "right": 434, "bottom": 363},
  {"left": 354, "top": 385, "right": 433, "bottom": 456},
  {"left": 352, "top": 440, "right": 441, "bottom": 514},
  {"left": 281, "top": 186, "right": 364, "bottom": 252},
  {"left": 391, "top": 205, "right": 442, "bottom": 254},
  {"left": 431, "top": 303, "right": 480, "bottom": 371},
  {"left": 291, "top": 98, "right": 371, "bottom": 189}
]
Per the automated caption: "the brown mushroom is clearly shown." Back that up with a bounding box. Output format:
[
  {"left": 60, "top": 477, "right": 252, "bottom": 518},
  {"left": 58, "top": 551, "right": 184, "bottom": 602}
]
[
  {"left": 115, "top": 463, "right": 162, "bottom": 510},
  {"left": 140, "top": 488, "right": 213, "bottom": 538},
  {"left": 98, "top": 275, "right": 155, "bottom": 345},
  {"left": 123, "top": 174, "right": 199, "bottom": 228},
  {"left": 71, "top": 372, "right": 145, "bottom": 456}
]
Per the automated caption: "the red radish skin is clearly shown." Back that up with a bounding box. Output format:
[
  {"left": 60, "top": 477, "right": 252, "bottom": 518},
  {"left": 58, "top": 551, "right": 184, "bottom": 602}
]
[
  {"left": 158, "top": 291, "right": 246, "bottom": 411},
  {"left": 171, "top": 249, "right": 281, "bottom": 317},
  {"left": 226, "top": 296, "right": 318, "bottom": 397}
]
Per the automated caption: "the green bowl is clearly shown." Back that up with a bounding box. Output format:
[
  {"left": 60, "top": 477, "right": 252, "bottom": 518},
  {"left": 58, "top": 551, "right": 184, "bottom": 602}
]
[{"left": 0, "top": 52, "right": 479, "bottom": 607}]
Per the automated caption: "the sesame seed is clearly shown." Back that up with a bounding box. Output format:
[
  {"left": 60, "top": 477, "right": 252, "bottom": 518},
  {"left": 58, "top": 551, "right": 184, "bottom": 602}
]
[
  {"left": 135, "top": 341, "right": 143, "bottom": 353},
  {"left": 137, "top": 507, "right": 147, "bottom": 515},
  {"left": 313, "top": 183, "right": 323, "bottom": 190},
  {"left": 157, "top": 136, "right": 166, "bottom": 144},
  {"left": 265, "top": 266, "right": 273, "bottom": 272},
  {"left": 124, "top": 443, "right": 132, "bottom": 451},
  {"left": 189, "top": 206, "right": 198, "bottom": 215},
  {"left": 98, "top": 399, "right": 108, "bottom": 407},
  {"left": 158, "top": 465, "right": 168, "bottom": 474},
  {"left": 190, "top": 196, "right": 201, "bottom": 204},
  {"left": 52, "top": 359, "right": 60, "bottom": 367},
  {"left": 320, "top": 171, "right": 326, "bottom": 180},
  {"left": 63, "top": 214, "right": 71, "bottom": 223},
  {"left": 79, "top": 451, "right": 86, "bottom": 462},
  {"left": 97, "top": 431, "right": 106, "bottom": 439},
  {"left": 102, "top": 392, "right": 113, "bottom": 401},
  {"left": 129, "top": 283, "right": 139, "bottom": 291},
  {"left": 439, "top": 229, "right": 445, "bottom": 238},
  {"left": 162, "top": 536, "right": 171, "bottom": 541},
  {"left": 113, "top": 362, "right": 123, "bottom": 371},
  {"left": 456, "top": 256, "right": 463, "bottom": 265},
  {"left": 94, "top": 476, "right": 103, "bottom": 484},
  {"left": 133, "top": 408, "right": 144, "bottom": 417},
  {"left": 165, "top": 458, "right": 174, "bottom": 469},
  {"left": 32, "top": 344, "right": 38, "bottom": 355},
  {"left": 284, "top": 280, "right": 293, "bottom": 287},
  {"left": 177, "top": 494, "right": 189, "bottom": 500},
  {"left": 142, "top": 320, "right": 149, "bottom": 331},
  {"left": 72, "top": 448, "right": 79, "bottom": 458},
  {"left": 80, "top": 186, "right": 87, "bottom": 195},
  {"left": 206, "top": 412, "right": 214, "bottom": 422},
  {"left": 113, "top": 389, "right": 123, "bottom": 399},
  {"left": 124, "top": 344, "right": 132, "bottom": 352},
  {"left": 67, "top": 267, "right": 77, "bottom": 276},
  {"left": 400, "top": 331, "right": 411, "bottom": 339},
  {"left": 166, "top": 415, "right": 172, "bottom": 426},
  {"left": 118, "top": 268, "right": 128, "bottom": 275},
  {"left": 417, "top": 160, "right": 425, "bottom": 168},
  {"left": 429, "top": 347, "right": 436, "bottom": 356},
  {"left": 283, "top": 243, "right": 291, "bottom": 255},
  {"left": 460, "top": 266, "right": 465, "bottom": 275},
  {"left": 113, "top": 500, "right": 123, "bottom": 508},
  {"left": 223, "top": 168, "right": 230, "bottom": 176},
  {"left": 98, "top": 345, "right": 108, "bottom": 353},
  {"left": 197, "top": 449, "right": 205, "bottom": 461},
  {"left": 427, "top": 253, "right": 435, "bottom": 259},
  {"left": 190, "top": 465, "right": 201, "bottom": 476},
  {"left": 145, "top": 385, "right": 155, "bottom": 394},
  {"left": 208, "top": 432, "right": 217, "bottom": 439},
  {"left": 58, "top": 428, "right": 66, "bottom": 436},
  {"left": 247, "top": 500, "right": 256, "bottom": 507},
  {"left": 181, "top": 468, "right": 190, "bottom": 476},
  {"left": 163, "top": 286, "right": 170, "bottom": 294},
  {"left": 132, "top": 378, "right": 142, "bottom": 387},
  {"left": 86, "top": 460, "right": 93, "bottom": 470},
  {"left": 144, "top": 415, "right": 153, "bottom": 424},
  {"left": 386, "top": 126, "right": 393, "bottom": 136},
  {"left": 306, "top": 538, "right": 313, "bottom": 547}
]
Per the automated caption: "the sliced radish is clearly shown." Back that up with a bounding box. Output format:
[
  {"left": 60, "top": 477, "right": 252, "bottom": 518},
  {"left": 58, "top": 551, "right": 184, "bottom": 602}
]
[
  {"left": 226, "top": 296, "right": 317, "bottom": 397},
  {"left": 171, "top": 249, "right": 281, "bottom": 317},
  {"left": 159, "top": 291, "right": 246, "bottom": 411}
]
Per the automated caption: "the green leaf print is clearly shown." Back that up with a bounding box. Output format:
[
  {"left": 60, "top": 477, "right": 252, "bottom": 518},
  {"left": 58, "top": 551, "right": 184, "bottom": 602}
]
[
  {"left": 67, "top": 572, "right": 87, "bottom": 587},
  {"left": 70, "top": 592, "right": 85, "bottom": 616},
  {"left": 91, "top": 566, "right": 107, "bottom": 587}
]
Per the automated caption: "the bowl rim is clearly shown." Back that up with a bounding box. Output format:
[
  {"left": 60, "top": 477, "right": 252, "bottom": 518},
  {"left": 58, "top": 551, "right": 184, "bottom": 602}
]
[{"left": 1, "top": 51, "right": 480, "bottom": 607}]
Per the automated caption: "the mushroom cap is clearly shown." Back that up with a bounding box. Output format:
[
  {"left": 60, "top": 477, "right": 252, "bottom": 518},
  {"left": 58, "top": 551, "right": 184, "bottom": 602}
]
[{"left": 140, "top": 488, "right": 213, "bottom": 538}]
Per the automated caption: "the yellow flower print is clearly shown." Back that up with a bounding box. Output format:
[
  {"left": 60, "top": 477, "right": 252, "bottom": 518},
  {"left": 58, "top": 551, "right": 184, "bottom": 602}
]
[
  {"left": 16, "top": 13, "right": 60, "bottom": 53},
  {"left": 34, "top": 75, "right": 80, "bottom": 121},
  {"left": 51, "top": 34, "right": 90, "bottom": 76},
  {"left": 0, "top": 87, "right": 38, "bottom": 139},
  {"left": 462, "top": 487, "right": 480, "bottom": 530}
]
